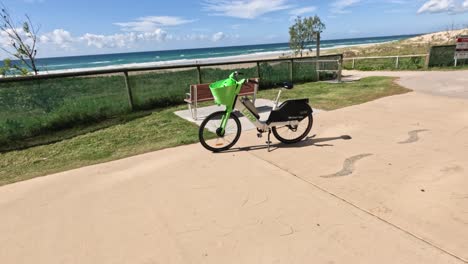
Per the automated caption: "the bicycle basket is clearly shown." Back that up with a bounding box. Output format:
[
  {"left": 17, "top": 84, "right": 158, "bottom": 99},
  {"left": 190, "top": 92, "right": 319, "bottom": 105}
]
[{"left": 209, "top": 78, "right": 238, "bottom": 106}]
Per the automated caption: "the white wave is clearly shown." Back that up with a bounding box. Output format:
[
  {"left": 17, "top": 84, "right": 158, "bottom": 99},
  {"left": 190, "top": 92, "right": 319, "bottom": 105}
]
[
  {"left": 39, "top": 39, "right": 397, "bottom": 75},
  {"left": 41, "top": 50, "right": 294, "bottom": 75},
  {"left": 47, "top": 63, "right": 75, "bottom": 67},
  {"left": 247, "top": 49, "right": 265, "bottom": 52},
  {"left": 89, "top": 61, "right": 112, "bottom": 65}
]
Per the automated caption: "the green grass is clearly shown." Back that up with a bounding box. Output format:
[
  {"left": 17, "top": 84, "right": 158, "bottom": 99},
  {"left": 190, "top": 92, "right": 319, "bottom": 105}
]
[
  {"left": 0, "top": 75, "right": 130, "bottom": 146},
  {"left": 0, "top": 111, "right": 153, "bottom": 152},
  {"left": 0, "top": 105, "right": 202, "bottom": 186},
  {"left": 258, "top": 76, "right": 410, "bottom": 110},
  {"left": 0, "top": 77, "right": 411, "bottom": 186},
  {"left": 428, "top": 65, "right": 468, "bottom": 70},
  {"left": 325, "top": 40, "right": 467, "bottom": 71},
  {"left": 343, "top": 57, "right": 426, "bottom": 71}
]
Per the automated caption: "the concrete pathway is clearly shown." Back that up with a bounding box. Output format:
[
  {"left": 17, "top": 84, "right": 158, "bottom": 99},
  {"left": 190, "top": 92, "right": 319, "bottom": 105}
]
[
  {"left": 1, "top": 71, "right": 468, "bottom": 264},
  {"left": 343, "top": 70, "right": 468, "bottom": 98}
]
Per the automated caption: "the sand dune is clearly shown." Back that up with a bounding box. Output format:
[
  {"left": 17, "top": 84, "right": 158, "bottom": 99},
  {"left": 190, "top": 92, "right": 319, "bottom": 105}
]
[{"left": 402, "top": 28, "right": 468, "bottom": 45}]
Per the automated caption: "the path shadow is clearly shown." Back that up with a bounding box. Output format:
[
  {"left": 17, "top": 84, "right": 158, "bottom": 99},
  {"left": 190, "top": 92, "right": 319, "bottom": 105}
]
[
  {"left": 398, "top": 129, "right": 428, "bottom": 144},
  {"left": 222, "top": 135, "right": 352, "bottom": 153}
]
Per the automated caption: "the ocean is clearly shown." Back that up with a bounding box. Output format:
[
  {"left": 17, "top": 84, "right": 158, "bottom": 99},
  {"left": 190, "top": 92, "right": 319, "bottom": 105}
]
[{"left": 34, "top": 34, "right": 418, "bottom": 73}]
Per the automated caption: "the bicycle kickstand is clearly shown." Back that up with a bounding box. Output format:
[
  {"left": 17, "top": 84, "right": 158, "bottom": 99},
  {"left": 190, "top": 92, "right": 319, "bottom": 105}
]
[{"left": 267, "top": 129, "right": 272, "bottom": 152}]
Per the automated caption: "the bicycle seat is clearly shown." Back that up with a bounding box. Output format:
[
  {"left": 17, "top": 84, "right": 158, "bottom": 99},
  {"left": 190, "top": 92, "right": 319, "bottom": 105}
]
[{"left": 275, "top": 82, "right": 294, "bottom": 90}]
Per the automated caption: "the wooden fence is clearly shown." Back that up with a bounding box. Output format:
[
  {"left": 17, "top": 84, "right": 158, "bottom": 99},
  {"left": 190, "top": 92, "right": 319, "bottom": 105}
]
[
  {"left": 0, "top": 54, "right": 344, "bottom": 112},
  {"left": 343, "top": 54, "right": 429, "bottom": 69},
  {"left": 0, "top": 54, "right": 343, "bottom": 83}
]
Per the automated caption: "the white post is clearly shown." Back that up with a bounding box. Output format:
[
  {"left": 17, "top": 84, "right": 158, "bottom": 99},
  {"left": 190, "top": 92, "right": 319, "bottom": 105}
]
[
  {"left": 425, "top": 53, "right": 430, "bottom": 69},
  {"left": 316, "top": 32, "right": 321, "bottom": 81},
  {"left": 454, "top": 57, "right": 458, "bottom": 67},
  {"left": 352, "top": 58, "right": 355, "bottom": 69},
  {"left": 395, "top": 56, "right": 399, "bottom": 69}
]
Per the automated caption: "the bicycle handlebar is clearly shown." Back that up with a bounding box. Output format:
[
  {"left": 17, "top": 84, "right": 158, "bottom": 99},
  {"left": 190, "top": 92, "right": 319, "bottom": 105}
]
[{"left": 229, "top": 71, "right": 259, "bottom": 85}]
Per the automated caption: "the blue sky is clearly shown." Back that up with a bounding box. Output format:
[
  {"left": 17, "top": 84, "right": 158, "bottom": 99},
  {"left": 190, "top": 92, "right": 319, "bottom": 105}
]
[{"left": 1, "top": 0, "right": 467, "bottom": 58}]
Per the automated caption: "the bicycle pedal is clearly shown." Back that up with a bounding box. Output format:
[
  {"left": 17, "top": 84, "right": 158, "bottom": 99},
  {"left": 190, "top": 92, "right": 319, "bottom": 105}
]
[
  {"left": 257, "top": 133, "right": 263, "bottom": 138},
  {"left": 266, "top": 141, "right": 272, "bottom": 144}
]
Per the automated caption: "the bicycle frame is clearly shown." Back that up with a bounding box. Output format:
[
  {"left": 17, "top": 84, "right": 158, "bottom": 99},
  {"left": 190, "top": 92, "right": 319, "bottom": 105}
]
[{"left": 219, "top": 79, "right": 300, "bottom": 134}]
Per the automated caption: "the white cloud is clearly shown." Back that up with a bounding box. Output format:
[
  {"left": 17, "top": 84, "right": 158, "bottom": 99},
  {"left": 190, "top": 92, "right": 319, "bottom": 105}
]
[
  {"left": 115, "top": 16, "right": 195, "bottom": 32},
  {"left": 331, "top": 0, "right": 362, "bottom": 13},
  {"left": 212, "top": 32, "right": 226, "bottom": 42},
  {"left": 137, "top": 29, "right": 168, "bottom": 42},
  {"left": 417, "top": 0, "right": 468, "bottom": 13},
  {"left": 2, "top": 28, "right": 143, "bottom": 51},
  {"left": 203, "top": 0, "right": 292, "bottom": 19},
  {"left": 289, "top": 6, "right": 317, "bottom": 16},
  {"left": 0, "top": 33, "right": 12, "bottom": 48},
  {"left": 183, "top": 34, "right": 209, "bottom": 41},
  {"left": 0, "top": 28, "right": 35, "bottom": 49},
  {"left": 80, "top": 29, "right": 169, "bottom": 49},
  {"left": 386, "top": 0, "right": 409, "bottom": 4},
  {"left": 418, "top": 0, "right": 454, "bottom": 13},
  {"left": 80, "top": 33, "right": 137, "bottom": 49},
  {"left": 40, "top": 29, "right": 74, "bottom": 48}
]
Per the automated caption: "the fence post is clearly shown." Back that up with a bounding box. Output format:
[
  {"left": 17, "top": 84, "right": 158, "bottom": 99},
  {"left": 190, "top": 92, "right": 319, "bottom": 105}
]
[
  {"left": 290, "top": 59, "right": 294, "bottom": 82},
  {"left": 424, "top": 51, "right": 431, "bottom": 69},
  {"left": 352, "top": 58, "right": 355, "bottom": 69},
  {"left": 256, "top": 61, "right": 261, "bottom": 78},
  {"left": 123, "top": 71, "right": 134, "bottom": 111},
  {"left": 337, "top": 58, "right": 343, "bottom": 83},
  {"left": 196, "top": 66, "right": 202, "bottom": 84},
  {"left": 316, "top": 32, "right": 321, "bottom": 81},
  {"left": 395, "top": 56, "right": 400, "bottom": 69}
]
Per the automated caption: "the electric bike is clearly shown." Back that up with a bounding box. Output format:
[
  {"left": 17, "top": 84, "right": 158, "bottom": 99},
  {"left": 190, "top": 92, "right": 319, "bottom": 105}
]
[{"left": 199, "top": 72, "right": 313, "bottom": 152}]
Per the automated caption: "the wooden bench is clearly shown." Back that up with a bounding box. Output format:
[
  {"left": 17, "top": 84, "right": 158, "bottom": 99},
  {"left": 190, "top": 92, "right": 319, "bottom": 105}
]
[{"left": 184, "top": 78, "right": 259, "bottom": 120}]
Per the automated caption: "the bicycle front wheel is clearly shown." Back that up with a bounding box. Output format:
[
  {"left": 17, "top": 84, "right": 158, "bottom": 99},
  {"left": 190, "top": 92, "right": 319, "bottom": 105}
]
[{"left": 199, "top": 111, "right": 242, "bottom": 152}]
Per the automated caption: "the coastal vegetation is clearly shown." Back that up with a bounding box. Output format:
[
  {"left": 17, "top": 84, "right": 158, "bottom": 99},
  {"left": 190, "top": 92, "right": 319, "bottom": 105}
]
[
  {"left": 0, "top": 76, "right": 411, "bottom": 186},
  {"left": 332, "top": 28, "right": 468, "bottom": 70},
  {"left": 282, "top": 28, "right": 468, "bottom": 71},
  {"left": 0, "top": 5, "right": 40, "bottom": 75}
]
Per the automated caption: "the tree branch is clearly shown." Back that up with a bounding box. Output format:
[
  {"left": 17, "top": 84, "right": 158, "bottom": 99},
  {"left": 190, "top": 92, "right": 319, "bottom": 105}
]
[{"left": 0, "top": 5, "right": 39, "bottom": 74}]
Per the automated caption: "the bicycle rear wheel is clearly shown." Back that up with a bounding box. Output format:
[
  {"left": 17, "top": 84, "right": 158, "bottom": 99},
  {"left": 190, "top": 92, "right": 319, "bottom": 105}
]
[
  {"left": 199, "top": 111, "right": 242, "bottom": 152},
  {"left": 272, "top": 114, "right": 313, "bottom": 144}
]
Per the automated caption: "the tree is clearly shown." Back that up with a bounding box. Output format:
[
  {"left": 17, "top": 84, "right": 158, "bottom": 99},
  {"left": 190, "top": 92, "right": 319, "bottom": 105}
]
[
  {"left": 289, "top": 16, "right": 325, "bottom": 57},
  {"left": 0, "top": 58, "right": 28, "bottom": 76},
  {"left": 0, "top": 4, "right": 39, "bottom": 75}
]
